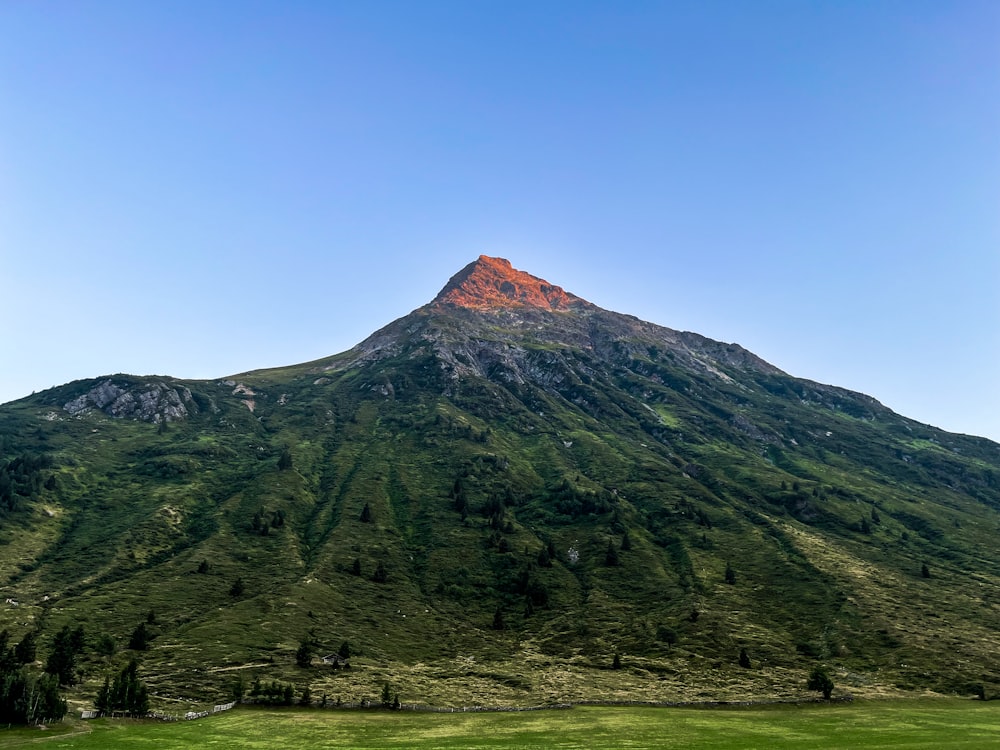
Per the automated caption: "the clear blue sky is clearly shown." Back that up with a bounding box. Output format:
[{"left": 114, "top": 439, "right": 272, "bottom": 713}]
[{"left": 2, "top": 1, "right": 998, "bottom": 441}]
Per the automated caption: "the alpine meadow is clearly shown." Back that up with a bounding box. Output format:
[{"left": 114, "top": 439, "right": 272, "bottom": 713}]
[{"left": 2, "top": 256, "right": 1000, "bottom": 722}]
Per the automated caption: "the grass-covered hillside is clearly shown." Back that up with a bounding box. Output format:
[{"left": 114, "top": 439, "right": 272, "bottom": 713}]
[{"left": 2, "top": 257, "right": 1000, "bottom": 715}]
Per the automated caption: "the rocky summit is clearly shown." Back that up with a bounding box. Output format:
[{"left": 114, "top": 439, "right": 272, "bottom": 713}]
[
  {"left": 2, "top": 256, "right": 1000, "bottom": 713},
  {"left": 431, "top": 255, "right": 586, "bottom": 311}
]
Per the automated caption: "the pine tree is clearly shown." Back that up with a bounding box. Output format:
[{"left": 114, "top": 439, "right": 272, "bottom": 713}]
[
  {"left": 537, "top": 546, "right": 552, "bottom": 567},
  {"left": 14, "top": 630, "right": 36, "bottom": 664},
  {"left": 128, "top": 622, "right": 150, "bottom": 651},
  {"left": 807, "top": 666, "right": 835, "bottom": 699},
  {"left": 45, "top": 624, "right": 84, "bottom": 685},
  {"left": 605, "top": 540, "right": 619, "bottom": 567},
  {"left": 725, "top": 561, "right": 736, "bottom": 585},
  {"left": 106, "top": 658, "right": 149, "bottom": 715},
  {"left": 739, "top": 647, "right": 751, "bottom": 668},
  {"left": 296, "top": 639, "right": 314, "bottom": 668},
  {"left": 95, "top": 675, "right": 111, "bottom": 714}
]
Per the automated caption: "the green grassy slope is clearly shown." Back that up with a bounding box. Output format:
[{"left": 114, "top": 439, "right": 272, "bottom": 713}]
[{"left": 1, "top": 301, "right": 999, "bottom": 713}]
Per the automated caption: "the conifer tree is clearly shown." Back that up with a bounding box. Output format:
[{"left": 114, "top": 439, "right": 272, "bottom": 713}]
[
  {"left": 128, "top": 622, "right": 150, "bottom": 651},
  {"left": 605, "top": 540, "right": 619, "bottom": 566},
  {"left": 14, "top": 630, "right": 36, "bottom": 664},
  {"left": 296, "top": 639, "right": 314, "bottom": 668},
  {"left": 807, "top": 666, "right": 834, "bottom": 699}
]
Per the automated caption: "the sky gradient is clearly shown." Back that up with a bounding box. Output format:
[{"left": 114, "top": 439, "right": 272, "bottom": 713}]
[{"left": 2, "top": 1, "right": 998, "bottom": 441}]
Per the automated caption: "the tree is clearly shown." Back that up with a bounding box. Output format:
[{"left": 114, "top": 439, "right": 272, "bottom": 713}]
[
  {"left": 299, "top": 686, "right": 312, "bottom": 706},
  {"left": 128, "top": 622, "right": 150, "bottom": 651},
  {"left": 807, "top": 666, "right": 834, "bottom": 699},
  {"left": 620, "top": 530, "right": 632, "bottom": 551},
  {"left": 351, "top": 558, "right": 362, "bottom": 576},
  {"left": 612, "top": 653, "right": 622, "bottom": 670},
  {"left": 360, "top": 502, "right": 373, "bottom": 523},
  {"left": 14, "top": 630, "right": 36, "bottom": 664},
  {"left": 921, "top": 563, "right": 931, "bottom": 579},
  {"left": 605, "top": 540, "right": 620, "bottom": 567},
  {"left": 372, "top": 561, "right": 388, "bottom": 584},
  {"left": 656, "top": 625, "right": 678, "bottom": 647},
  {"left": 96, "top": 633, "right": 116, "bottom": 657},
  {"left": 94, "top": 675, "right": 111, "bottom": 714},
  {"left": 45, "top": 624, "right": 85, "bottom": 685},
  {"left": 278, "top": 446, "right": 293, "bottom": 471},
  {"left": 36, "top": 673, "right": 67, "bottom": 722},
  {"left": 197, "top": 559, "right": 210, "bottom": 574},
  {"left": 0, "top": 663, "right": 66, "bottom": 724},
  {"left": 380, "top": 681, "right": 392, "bottom": 707},
  {"left": 492, "top": 608, "right": 506, "bottom": 631},
  {"left": 724, "top": 561, "right": 736, "bottom": 585},
  {"left": 739, "top": 648, "right": 751, "bottom": 668},
  {"left": 296, "top": 639, "right": 314, "bottom": 668},
  {"left": 102, "top": 658, "right": 150, "bottom": 716},
  {"left": 338, "top": 641, "right": 351, "bottom": 660},
  {"left": 229, "top": 577, "right": 245, "bottom": 597},
  {"left": 230, "top": 675, "right": 245, "bottom": 702}
]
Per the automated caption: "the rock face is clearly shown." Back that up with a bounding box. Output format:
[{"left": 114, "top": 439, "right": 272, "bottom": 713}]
[
  {"left": 431, "top": 255, "right": 587, "bottom": 311},
  {"left": 64, "top": 379, "right": 197, "bottom": 423},
  {"left": 338, "top": 256, "right": 783, "bottom": 389}
]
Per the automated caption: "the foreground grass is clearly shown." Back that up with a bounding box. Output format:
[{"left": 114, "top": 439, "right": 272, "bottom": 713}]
[{"left": 3, "top": 700, "right": 999, "bottom": 749}]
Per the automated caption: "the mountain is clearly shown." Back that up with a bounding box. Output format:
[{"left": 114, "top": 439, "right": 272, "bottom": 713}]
[{"left": 2, "top": 255, "right": 1000, "bottom": 711}]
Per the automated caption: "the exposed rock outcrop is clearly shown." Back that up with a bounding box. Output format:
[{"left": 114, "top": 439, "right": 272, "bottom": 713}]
[{"left": 64, "top": 379, "right": 197, "bottom": 423}]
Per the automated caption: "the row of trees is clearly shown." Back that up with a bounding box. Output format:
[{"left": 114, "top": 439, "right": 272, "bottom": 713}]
[
  {"left": 0, "top": 451, "right": 53, "bottom": 514},
  {"left": 0, "top": 620, "right": 156, "bottom": 725},
  {"left": 94, "top": 659, "right": 149, "bottom": 716},
  {"left": 0, "top": 629, "right": 65, "bottom": 724}
]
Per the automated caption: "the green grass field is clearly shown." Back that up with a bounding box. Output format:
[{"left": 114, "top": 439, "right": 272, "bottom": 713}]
[{"left": 3, "top": 701, "right": 997, "bottom": 749}]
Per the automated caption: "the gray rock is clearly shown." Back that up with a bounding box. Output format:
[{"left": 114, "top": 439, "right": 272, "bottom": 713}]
[{"left": 64, "top": 379, "right": 197, "bottom": 423}]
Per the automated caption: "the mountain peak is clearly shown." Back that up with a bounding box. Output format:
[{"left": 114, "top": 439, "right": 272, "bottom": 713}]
[{"left": 431, "top": 255, "right": 586, "bottom": 311}]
